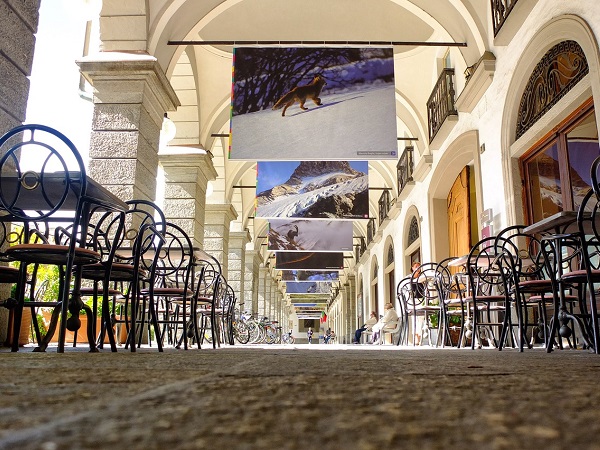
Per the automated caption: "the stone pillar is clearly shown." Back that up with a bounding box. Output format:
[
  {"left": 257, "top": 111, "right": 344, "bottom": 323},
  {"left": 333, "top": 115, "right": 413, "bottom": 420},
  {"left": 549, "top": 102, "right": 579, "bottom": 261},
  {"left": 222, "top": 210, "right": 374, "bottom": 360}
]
[
  {"left": 159, "top": 147, "right": 217, "bottom": 249},
  {"left": 257, "top": 266, "right": 268, "bottom": 319},
  {"left": 0, "top": 1, "right": 38, "bottom": 133},
  {"left": 0, "top": 0, "right": 40, "bottom": 345},
  {"left": 265, "top": 275, "right": 273, "bottom": 320},
  {"left": 227, "top": 230, "right": 250, "bottom": 309},
  {"left": 203, "top": 203, "right": 237, "bottom": 278},
  {"left": 244, "top": 250, "right": 260, "bottom": 315},
  {"left": 78, "top": 54, "right": 180, "bottom": 204}
]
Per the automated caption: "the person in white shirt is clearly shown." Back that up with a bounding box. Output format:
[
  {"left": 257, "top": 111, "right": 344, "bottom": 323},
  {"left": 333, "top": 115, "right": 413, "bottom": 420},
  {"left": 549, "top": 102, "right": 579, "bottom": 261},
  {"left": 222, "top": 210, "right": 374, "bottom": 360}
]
[{"left": 371, "top": 302, "right": 399, "bottom": 343}]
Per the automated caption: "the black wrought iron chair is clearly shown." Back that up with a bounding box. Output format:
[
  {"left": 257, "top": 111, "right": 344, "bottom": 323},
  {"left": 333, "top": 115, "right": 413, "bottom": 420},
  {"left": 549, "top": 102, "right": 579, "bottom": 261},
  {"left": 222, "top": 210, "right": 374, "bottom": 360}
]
[
  {"left": 78, "top": 199, "right": 166, "bottom": 351},
  {"left": 494, "top": 225, "right": 567, "bottom": 350},
  {"left": 462, "top": 236, "right": 517, "bottom": 350},
  {"left": 0, "top": 124, "right": 103, "bottom": 352},
  {"left": 407, "top": 262, "right": 443, "bottom": 346},
  {"left": 435, "top": 257, "right": 467, "bottom": 348},
  {"left": 140, "top": 221, "right": 197, "bottom": 350},
  {"left": 556, "top": 187, "right": 600, "bottom": 354}
]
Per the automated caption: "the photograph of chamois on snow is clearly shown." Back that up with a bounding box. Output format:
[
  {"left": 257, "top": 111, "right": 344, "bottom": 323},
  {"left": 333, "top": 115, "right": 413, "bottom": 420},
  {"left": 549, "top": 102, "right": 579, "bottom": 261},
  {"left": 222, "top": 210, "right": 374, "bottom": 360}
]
[
  {"left": 230, "top": 47, "right": 397, "bottom": 160},
  {"left": 285, "top": 281, "right": 332, "bottom": 294},
  {"left": 275, "top": 251, "right": 344, "bottom": 270},
  {"left": 281, "top": 270, "right": 339, "bottom": 282},
  {"left": 256, "top": 160, "right": 369, "bottom": 219},
  {"left": 268, "top": 219, "right": 353, "bottom": 252}
]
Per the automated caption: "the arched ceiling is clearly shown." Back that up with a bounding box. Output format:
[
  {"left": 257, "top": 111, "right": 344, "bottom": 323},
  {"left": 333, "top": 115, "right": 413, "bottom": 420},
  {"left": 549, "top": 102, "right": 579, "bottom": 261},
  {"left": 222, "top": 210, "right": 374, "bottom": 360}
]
[{"left": 142, "top": 0, "right": 489, "bottom": 271}]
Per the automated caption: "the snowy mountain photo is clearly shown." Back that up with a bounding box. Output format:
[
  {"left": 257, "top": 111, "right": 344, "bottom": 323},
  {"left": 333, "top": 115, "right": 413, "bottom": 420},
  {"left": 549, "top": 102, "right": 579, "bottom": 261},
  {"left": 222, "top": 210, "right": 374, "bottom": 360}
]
[
  {"left": 256, "top": 160, "right": 369, "bottom": 219},
  {"left": 268, "top": 218, "right": 353, "bottom": 251}
]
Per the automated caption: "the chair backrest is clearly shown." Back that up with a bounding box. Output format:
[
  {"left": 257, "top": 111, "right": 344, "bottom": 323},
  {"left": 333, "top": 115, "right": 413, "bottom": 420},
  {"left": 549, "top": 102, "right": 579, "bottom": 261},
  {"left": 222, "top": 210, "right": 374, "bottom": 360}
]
[
  {"left": 153, "top": 221, "right": 196, "bottom": 290},
  {"left": 466, "top": 236, "right": 507, "bottom": 297},
  {"left": 91, "top": 199, "right": 166, "bottom": 266},
  {"left": 495, "top": 225, "right": 558, "bottom": 284},
  {"left": 0, "top": 124, "right": 87, "bottom": 222},
  {"left": 409, "top": 261, "right": 448, "bottom": 307}
]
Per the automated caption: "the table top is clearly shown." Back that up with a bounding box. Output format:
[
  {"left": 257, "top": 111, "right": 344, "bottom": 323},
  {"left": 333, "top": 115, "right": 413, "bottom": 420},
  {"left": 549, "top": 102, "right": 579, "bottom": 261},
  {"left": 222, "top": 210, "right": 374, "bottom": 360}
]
[
  {"left": 522, "top": 211, "right": 579, "bottom": 235},
  {"left": 0, "top": 171, "right": 127, "bottom": 219}
]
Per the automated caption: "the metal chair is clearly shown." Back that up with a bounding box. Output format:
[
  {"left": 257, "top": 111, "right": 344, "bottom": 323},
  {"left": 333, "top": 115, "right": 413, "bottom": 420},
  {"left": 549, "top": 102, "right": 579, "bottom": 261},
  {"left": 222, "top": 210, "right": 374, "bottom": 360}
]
[
  {"left": 0, "top": 124, "right": 103, "bottom": 352},
  {"left": 463, "top": 236, "right": 516, "bottom": 350}
]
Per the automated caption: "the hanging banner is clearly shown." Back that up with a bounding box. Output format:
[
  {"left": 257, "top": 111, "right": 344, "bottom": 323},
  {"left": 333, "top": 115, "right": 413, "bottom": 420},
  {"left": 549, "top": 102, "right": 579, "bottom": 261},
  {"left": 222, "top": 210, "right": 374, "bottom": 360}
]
[{"left": 230, "top": 47, "right": 397, "bottom": 160}]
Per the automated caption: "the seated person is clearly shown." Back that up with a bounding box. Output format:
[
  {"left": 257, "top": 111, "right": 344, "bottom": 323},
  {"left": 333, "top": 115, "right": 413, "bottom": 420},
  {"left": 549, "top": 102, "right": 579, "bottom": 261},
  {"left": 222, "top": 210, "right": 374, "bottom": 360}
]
[
  {"left": 372, "top": 302, "right": 399, "bottom": 344},
  {"left": 353, "top": 311, "right": 377, "bottom": 343}
]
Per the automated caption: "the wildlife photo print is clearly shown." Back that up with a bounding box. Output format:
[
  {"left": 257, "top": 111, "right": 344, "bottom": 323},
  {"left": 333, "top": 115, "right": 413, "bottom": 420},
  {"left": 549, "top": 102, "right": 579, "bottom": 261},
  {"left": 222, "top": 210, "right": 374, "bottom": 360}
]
[
  {"left": 268, "top": 219, "right": 353, "bottom": 252},
  {"left": 256, "top": 160, "right": 369, "bottom": 219},
  {"left": 230, "top": 47, "right": 397, "bottom": 160}
]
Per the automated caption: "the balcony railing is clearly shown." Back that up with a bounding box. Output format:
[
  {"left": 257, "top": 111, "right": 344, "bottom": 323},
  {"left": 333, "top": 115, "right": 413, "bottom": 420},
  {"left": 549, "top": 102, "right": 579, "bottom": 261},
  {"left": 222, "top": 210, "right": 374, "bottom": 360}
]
[
  {"left": 378, "top": 190, "right": 391, "bottom": 226},
  {"left": 491, "top": 0, "right": 518, "bottom": 36},
  {"left": 355, "top": 237, "right": 366, "bottom": 261},
  {"left": 427, "top": 68, "right": 457, "bottom": 143},
  {"left": 366, "top": 218, "right": 376, "bottom": 245},
  {"left": 397, "top": 146, "right": 414, "bottom": 195}
]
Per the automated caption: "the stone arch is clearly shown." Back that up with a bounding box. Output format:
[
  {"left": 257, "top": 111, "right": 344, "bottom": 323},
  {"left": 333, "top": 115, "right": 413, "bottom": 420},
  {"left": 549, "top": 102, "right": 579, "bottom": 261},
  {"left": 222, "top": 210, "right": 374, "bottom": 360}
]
[
  {"left": 428, "top": 130, "right": 481, "bottom": 260},
  {"left": 501, "top": 14, "right": 600, "bottom": 226}
]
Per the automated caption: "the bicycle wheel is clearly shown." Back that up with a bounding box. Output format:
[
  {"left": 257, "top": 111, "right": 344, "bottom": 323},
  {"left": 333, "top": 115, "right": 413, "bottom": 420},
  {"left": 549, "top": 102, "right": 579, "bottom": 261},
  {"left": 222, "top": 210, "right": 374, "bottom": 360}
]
[{"left": 233, "top": 321, "right": 250, "bottom": 344}]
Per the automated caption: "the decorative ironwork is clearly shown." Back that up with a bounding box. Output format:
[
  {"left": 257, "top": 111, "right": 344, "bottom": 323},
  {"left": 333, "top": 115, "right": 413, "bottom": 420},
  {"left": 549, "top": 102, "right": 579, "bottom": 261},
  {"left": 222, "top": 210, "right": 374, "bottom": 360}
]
[
  {"left": 378, "top": 190, "right": 391, "bottom": 225},
  {"left": 397, "top": 146, "right": 414, "bottom": 195},
  {"left": 367, "top": 218, "right": 376, "bottom": 245},
  {"left": 386, "top": 244, "right": 394, "bottom": 266},
  {"left": 516, "top": 40, "right": 588, "bottom": 139},
  {"left": 491, "top": 0, "right": 519, "bottom": 37},
  {"left": 427, "top": 68, "right": 457, "bottom": 143},
  {"left": 407, "top": 216, "right": 420, "bottom": 246},
  {"left": 355, "top": 237, "right": 366, "bottom": 261}
]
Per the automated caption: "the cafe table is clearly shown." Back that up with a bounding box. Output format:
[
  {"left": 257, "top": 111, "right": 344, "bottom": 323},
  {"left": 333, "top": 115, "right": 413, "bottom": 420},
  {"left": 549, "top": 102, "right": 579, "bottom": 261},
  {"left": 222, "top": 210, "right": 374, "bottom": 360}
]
[
  {"left": 523, "top": 211, "right": 596, "bottom": 352},
  {"left": 0, "top": 172, "right": 128, "bottom": 352}
]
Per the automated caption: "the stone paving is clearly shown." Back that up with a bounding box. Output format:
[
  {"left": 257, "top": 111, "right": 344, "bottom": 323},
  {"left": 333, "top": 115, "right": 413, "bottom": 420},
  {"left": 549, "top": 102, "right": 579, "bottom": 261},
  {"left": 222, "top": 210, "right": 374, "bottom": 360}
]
[{"left": 0, "top": 343, "right": 599, "bottom": 449}]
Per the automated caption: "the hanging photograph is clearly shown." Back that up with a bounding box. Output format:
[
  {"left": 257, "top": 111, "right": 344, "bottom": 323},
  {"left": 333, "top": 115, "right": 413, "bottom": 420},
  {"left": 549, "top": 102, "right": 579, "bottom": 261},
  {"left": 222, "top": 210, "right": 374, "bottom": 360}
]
[
  {"left": 230, "top": 47, "right": 397, "bottom": 160},
  {"left": 275, "top": 251, "right": 344, "bottom": 270},
  {"left": 256, "top": 160, "right": 369, "bottom": 219},
  {"left": 281, "top": 270, "right": 339, "bottom": 282},
  {"left": 285, "top": 281, "right": 332, "bottom": 294},
  {"left": 268, "top": 218, "right": 353, "bottom": 251}
]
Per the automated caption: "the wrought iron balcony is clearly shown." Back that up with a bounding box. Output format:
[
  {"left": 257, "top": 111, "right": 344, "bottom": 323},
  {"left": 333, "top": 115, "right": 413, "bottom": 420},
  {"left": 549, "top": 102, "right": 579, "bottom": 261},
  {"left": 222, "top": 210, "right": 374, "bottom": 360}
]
[
  {"left": 366, "top": 218, "right": 376, "bottom": 245},
  {"left": 397, "top": 146, "right": 414, "bottom": 196},
  {"left": 491, "top": 0, "right": 518, "bottom": 36},
  {"left": 427, "top": 68, "right": 457, "bottom": 143},
  {"left": 378, "top": 189, "right": 391, "bottom": 226},
  {"left": 355, "top": 237, "right": 366, "bottom": 261}
]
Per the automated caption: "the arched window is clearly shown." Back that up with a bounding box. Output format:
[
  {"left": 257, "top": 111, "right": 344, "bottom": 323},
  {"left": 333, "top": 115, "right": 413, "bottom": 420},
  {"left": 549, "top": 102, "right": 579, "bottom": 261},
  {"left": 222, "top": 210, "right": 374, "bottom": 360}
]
[
  {"left": 408, "top": 216, "right": 420, "bottom": 246},
  {"left": 516, "top": 40, "right": 588, "bottom": 139}
]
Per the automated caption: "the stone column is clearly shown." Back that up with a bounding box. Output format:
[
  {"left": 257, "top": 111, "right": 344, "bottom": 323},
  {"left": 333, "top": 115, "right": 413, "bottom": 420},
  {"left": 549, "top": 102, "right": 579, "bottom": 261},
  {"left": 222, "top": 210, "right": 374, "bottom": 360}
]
[
  {"left": 0, "top": 1, "right": 38, "bottom": 133},
  {"left": 203, "top": 203, "right": 237, "bottom": 278},
  {"left": 227, "top": 230, "right": 250, "bottom": 309},
  {"left": 0, "top": 0, "right": 40, "bottom": 344},
  {"left": 257, "top": 266, "right": 268, "bottom": 318},
  {"left": 159, "top": 147, "right": 217, "bottom": 249},
  {"left": 78, "top": 54, "right": 180, "bottom": 204},
  {"left": 346, "top": 275, "right": 357, "bottom": 344},
  {"left": 265, "top": 275, "right": 273, "bottom": 320},
  {"left": 244, "top": 250, "right": 260, "bottom": 315}
]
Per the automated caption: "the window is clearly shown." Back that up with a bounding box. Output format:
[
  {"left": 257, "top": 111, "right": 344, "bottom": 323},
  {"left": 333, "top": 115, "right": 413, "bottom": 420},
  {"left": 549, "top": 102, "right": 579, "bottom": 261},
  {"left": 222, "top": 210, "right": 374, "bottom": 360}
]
[{"left": 521, "top": 102, "right": 598, "bottom": 223}]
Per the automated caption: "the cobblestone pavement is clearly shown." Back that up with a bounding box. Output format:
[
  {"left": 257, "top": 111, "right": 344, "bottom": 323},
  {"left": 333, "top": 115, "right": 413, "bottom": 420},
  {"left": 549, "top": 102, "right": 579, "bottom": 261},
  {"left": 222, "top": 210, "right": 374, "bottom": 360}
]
[{"left": 0, "top": 344, "right": 599, "bottom": 449}]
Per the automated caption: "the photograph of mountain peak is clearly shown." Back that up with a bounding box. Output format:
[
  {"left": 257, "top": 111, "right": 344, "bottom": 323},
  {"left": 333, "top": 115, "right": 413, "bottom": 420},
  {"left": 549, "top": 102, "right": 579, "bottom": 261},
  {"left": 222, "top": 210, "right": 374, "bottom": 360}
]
[{"left": 256, "top": 160, "right": 369, "bottom": 219}]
